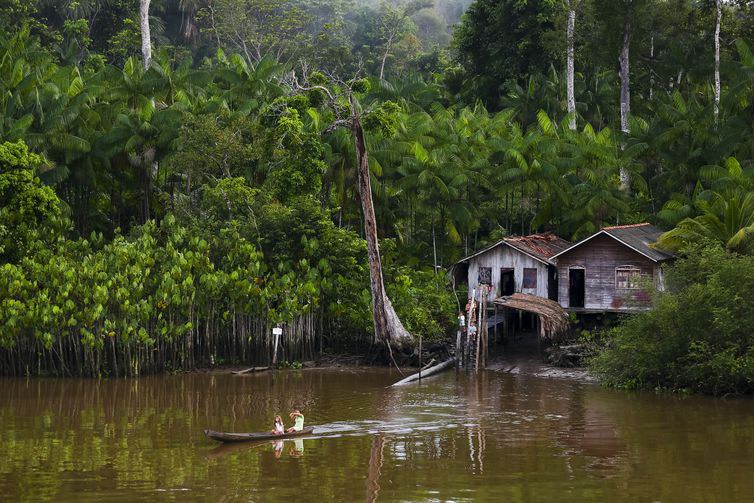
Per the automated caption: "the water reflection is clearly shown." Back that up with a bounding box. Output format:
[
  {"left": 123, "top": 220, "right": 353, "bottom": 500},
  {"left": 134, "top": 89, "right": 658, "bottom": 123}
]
[
  {"left": 0, "top": 369, "right": 753, "bottom": 502},
  {"left": 365, "top": 433, "right": 385, "bottom": 503}
]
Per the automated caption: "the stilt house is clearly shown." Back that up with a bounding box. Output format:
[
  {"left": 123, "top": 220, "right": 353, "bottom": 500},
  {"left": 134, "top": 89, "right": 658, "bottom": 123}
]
[
  {"left": 451, "top": 233, "right": 572, "bottom": 300},
  {"left": 451, "top": 224, "right": 674, "bottom": 369},
  {"left": 549, "top": 223, "right": 675, "bottom": 312}
]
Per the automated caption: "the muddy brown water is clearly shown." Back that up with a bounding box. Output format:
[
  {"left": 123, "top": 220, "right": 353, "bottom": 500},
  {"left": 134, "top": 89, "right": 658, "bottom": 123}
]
[{"left": 1, "top": 368, "right": 753, "bottom": 502}]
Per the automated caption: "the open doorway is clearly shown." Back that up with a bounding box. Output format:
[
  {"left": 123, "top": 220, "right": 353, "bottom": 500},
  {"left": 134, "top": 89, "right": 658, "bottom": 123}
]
[
  {"left": 500, "top": 268, "right": 514, "bottom": 296},
  {"left": 547, "top": 266, "right": 558, "bottom": 301},
  {"left": 569, "top": 268, "right": 585, "bottom": 308}
]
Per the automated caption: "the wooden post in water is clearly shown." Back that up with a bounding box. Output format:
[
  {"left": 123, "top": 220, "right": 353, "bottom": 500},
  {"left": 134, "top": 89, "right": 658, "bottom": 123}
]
[
  {"left": 418, "top": 331, "right": 422, "bottom": 381},
  {"left": 455, "top": 326, "right": 462, "bottom": 367},
  {"left": 466, "top": 289, "right": 476, "bottom": 369},
  {"left": 493, "top": 304, "right": 498, "bottom": 345},
  {"left": 272, "top": 325, "right": 282, "bottom": 367},
  {"left": 482, "top": 287, "right": 489, "bottom": 368},
  {"left": 475, "top": 288, "right": 485, "bottom": 371},
  {"left": 483, "top": 307, "right": 488, "bottom": 367}
]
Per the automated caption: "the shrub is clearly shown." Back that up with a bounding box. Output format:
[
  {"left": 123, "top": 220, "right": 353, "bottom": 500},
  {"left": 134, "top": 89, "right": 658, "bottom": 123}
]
[{"left": 590, "top": 245, "right": 754, "bottom": 395}]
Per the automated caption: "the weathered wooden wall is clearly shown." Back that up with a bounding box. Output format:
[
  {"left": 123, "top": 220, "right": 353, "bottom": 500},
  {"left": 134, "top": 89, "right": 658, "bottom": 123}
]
[
  {"left": 556, "top": 234, "right": 660, "bottom": 311},
  {"left": 466, "top": 245, "right": 549, "bottom": 299}
]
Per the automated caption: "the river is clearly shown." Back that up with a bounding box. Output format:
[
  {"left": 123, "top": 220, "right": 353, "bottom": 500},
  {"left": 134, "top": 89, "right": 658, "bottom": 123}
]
[{"left": 1, "top": 368, "right": 753, "bottom": 502}]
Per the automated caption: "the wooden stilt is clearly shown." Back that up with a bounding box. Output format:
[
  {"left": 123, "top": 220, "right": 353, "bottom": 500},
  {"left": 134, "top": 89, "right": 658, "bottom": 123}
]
[
  {"left": 483, "top": 294, "right": 490, "bottom": 366},
  {"left": 475, "top": 288, "right": 486, "bottom": 371},
  {"left": 494, "top": 305, "right": 498, "bottom": 345},
  {"left": 503, "top": 307, "right": 508, "bottom": 345},
  {"left": 466, "top": 289, "right": 476, "bottom": 369},
  {"left": 456, "top": 329, "right": 462, "bottom": 366},
  {"left": 418, "top": 332, "right": 422, "bottom": 381},
  {"left": 460, "top": 289, "right": 476, "bottom": 368}
]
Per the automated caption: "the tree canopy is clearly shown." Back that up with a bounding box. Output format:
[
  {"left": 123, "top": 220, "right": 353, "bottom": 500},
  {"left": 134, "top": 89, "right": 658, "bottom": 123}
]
[{"left": 1, "top": 0, "right": 754, "bottom": 376}]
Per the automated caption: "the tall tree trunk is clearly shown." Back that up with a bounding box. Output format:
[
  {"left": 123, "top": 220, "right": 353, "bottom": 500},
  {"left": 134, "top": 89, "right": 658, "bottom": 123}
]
[
  {"left": 618, "top": 14, "right": 632, "bottom": 191},
  {"left": 566, "top": 0, "right": 577, "bottom": 131},
  {"left": 351, "top": 105, "right": 413, "bottom": 350},
  {"left": 649, "top": 35, "right": 654, "bottom": 100},
  {"left": 139, "top": 0, "right": 152, "bottom": 69},
  {"left": 714, "top": 0, "right": 722, "bottom": 123},
  {"left": 379, "top": 32, "right": 395, "bottom": 80},
  {"left": 432, "top": 215, "right": 438, "bottom": 273}
]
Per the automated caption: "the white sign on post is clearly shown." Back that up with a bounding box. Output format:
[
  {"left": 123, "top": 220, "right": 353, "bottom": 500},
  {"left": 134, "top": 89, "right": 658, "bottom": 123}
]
[{"left": 272, "top": 326, "right": 282, "bottom": 366}]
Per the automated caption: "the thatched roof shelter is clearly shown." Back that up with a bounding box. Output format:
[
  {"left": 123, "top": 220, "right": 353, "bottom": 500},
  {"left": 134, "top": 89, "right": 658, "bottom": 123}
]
[{"left": 493, "top": 293, "right": 570, "bottom": 341}]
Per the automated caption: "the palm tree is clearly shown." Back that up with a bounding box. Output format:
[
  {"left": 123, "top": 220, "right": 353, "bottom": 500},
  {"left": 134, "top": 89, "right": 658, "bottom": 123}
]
[
  {"left": 211, "top": 53, "right": 284, "bottom": 114},
  {"left": 641, "top": 90, "right": 721, "bottom": 202},
  {"left": 500, "top": 68, "right": 562, "bottom": 129},
  {"left": 101, "top": 58, "right": 183, "bottom": 223},
  {"left": 658, "top": 189, "right": 754, "bottom": 253},
  {"left": 530, "top": 112, "right": 644, "bottom": 238},
  {"left": 390, "top": 105, "right": 490, "bottom": 265}
]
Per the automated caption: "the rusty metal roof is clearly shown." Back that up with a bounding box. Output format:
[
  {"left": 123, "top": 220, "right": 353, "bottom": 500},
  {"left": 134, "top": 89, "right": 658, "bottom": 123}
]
[
  {"left": 504, "top": 232, "right": 572, "bottom": 262},
  {"left": 455, "top": 232, "right": 571, "bottom": 265}
]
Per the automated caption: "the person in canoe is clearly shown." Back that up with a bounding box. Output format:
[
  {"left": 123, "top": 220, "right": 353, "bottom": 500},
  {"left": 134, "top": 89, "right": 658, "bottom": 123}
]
[
  {"left": 270, "top": 415, "right": 284, "bottom": 435},
  {"left": 286, "top": 409, "right": 304, "bottom": 433}
]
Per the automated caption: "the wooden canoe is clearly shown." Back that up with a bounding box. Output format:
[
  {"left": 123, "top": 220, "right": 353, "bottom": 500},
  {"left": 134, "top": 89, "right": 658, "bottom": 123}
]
[{"left": 204, "top": 426, "right": 314, "bottom": 443}]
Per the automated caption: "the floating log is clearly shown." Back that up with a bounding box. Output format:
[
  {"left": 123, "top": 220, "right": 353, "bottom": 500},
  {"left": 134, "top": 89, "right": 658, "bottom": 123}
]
[
  {"left": 231, "top": 366, "right": 271, "bottom": 375},
  {"left": 421, "top": 358, "right": 436, "bottom": 371},
  {"left": 390, "top": 358, "right": 456, "bottom": 387}
]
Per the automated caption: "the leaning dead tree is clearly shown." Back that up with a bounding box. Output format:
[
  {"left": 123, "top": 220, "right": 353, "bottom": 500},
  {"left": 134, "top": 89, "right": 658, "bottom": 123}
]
[{"left": 288, "top": 71, "right": 414, "bottom": 351}]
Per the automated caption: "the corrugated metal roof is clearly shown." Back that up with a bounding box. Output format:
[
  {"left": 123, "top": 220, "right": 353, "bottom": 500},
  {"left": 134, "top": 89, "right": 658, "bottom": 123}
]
[
  {"left": 550, "top": 223, "right": 675, "bottom": 262},
  {"left": 455, "top": 232, "right": 571, "bottom": 265},
  {"left": 603, "top": 223, "right": 675, "bottom": 262}
]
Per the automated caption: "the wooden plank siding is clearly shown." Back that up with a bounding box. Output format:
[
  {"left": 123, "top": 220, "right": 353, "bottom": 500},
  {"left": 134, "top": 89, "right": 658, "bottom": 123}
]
[
  {"left": 466, "top": 245, "right": 550, "bottom": 299},
  {"left": 556, "top": 234, "right": 660, "bottom": 311}
]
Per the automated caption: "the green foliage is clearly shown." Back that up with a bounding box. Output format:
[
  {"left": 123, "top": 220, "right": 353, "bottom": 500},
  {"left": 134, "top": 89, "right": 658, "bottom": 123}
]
[
  {"left": 166, "top": 111, "right": 256, "bottom": 191},
  {"left": 1, "top": 0, "right": 754, "bottom": 377},
  {"left": 658, "top": 189, "right": 754, "bottom": 253},
  {"left": 0, "top": 212, "right": 318, "bottom": 375},
  {"left": 590, "top": 246, "right": 754, "bottom": 395},
  {"left": 451, "top": 0, "right": 561, "bottom": 105},
  {"left": 264, "top": 109, "right": 327, "bottom": 202},
  {"left": 0, "top": 141, "right": 63, "bottom": 263},
  {"left": 349, "top": 78, "right": 371, "bottom": 94},
  {"left": 362, "top": 101, "right": 401, "bottom": 135},
  {"left": 385, "top": 268, "right": 457, "bottom": 343},
  {"left": 107, "top": 19, "right": 145, "bottom": 67}
]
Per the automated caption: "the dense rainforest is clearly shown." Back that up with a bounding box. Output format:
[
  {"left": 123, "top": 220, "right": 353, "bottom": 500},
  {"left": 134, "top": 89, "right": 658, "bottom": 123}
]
[{"left": 1, "top": 0, "right": 754, "bottom": 389}]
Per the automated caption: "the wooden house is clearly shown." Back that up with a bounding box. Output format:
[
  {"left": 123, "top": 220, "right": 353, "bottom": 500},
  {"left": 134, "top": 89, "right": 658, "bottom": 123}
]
[
  {"left": 451, "top": 233, "right": 572, "bottom": 300},
  {"left": 549, "top": 223, "right": 674, "bottom": 312}
]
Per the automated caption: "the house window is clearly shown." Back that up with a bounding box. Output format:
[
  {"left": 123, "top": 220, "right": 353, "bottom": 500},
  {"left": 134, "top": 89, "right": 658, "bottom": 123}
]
[
  {"left": 616, "top": 266, "right": 642, "bottom": 289},
  {"left": 478, "top": 267, "right": 492, "bottom": 285},
  {"left": 522, "top": 268, "right": 537, "bottom": 289}
]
